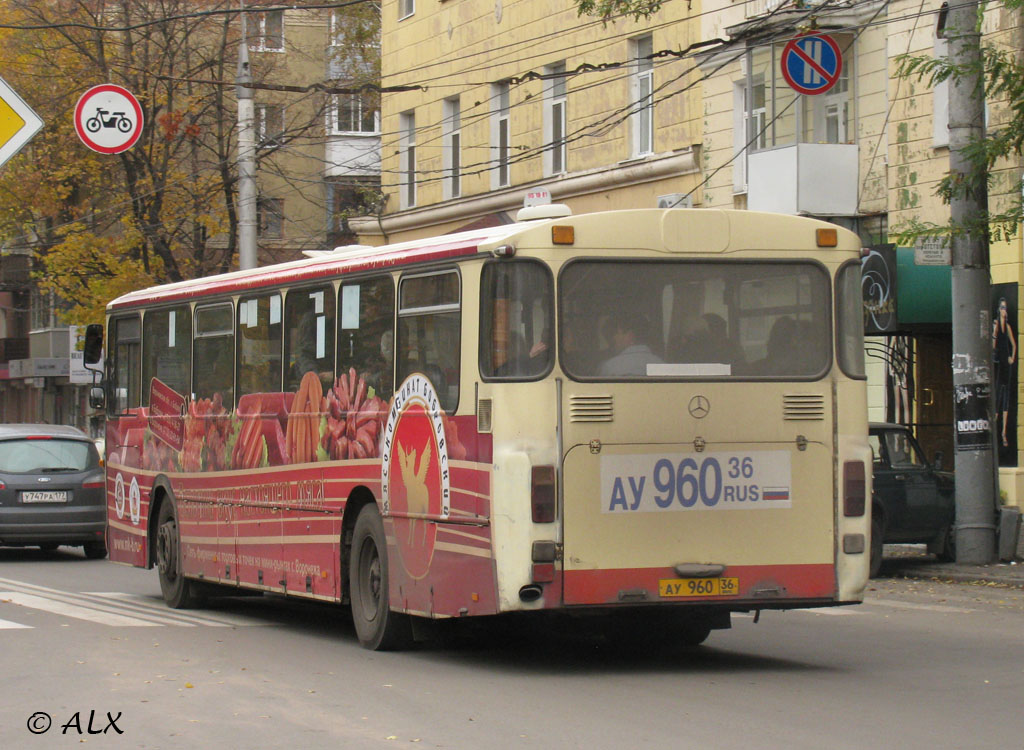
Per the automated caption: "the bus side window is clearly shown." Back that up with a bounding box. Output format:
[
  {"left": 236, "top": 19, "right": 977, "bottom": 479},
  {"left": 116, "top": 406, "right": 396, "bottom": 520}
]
[
  {"left": 481, "top": 260, "right": 553, "bottom": 380},
  {"left": 110, "top": 315, "right": 141, "bottom": 414},
  {"left": 142, "top": 306, "right": 192, "bottom": 403},
  {"left": 237, "top": 293, "right": 283, "bottom": 399},
  {"left": 397, "top": 271, "right": 460, "bottom": 412},
  {"left": 337, "top": 276, "right": 395, "bottom": 402},
  {"left": 194, "top": 303, "right": 234, "bottom": 405},
  {"left": 285, "top": 286, "right": 335, "bottom": 394}
]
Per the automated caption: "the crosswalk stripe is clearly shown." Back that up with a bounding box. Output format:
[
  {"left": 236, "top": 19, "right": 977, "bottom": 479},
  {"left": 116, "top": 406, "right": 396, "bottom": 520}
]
[
  {"left": 85, "top": 592, "right": 268, "bottom": 627},
  {"left": 0, "top": 592, "right": 161, "bottom": 627},
  {"left": 0, "top": 577, "right": 267, "bottom": 628},
  {"left": 0, "top": 617, "right": 32, "bottom": 629}
]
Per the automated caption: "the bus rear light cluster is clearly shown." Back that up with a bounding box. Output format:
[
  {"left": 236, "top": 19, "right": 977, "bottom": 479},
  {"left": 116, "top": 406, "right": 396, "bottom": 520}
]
[
  {"left": 843, "top": 461, "right": 866, "bottom": 517},
  {"left": 531, "top": 466, "right": 556, "bottom": 523}
]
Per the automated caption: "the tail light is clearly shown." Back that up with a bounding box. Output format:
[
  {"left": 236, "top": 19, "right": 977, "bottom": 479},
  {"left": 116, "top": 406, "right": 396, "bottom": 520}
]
[
  {"left": 83, "top": 479, "right": 104, "bottom": 489},
  {"left": 531, "top": 466, "right": 556, "bottom": 523},
  {"left": 843, "top": 461, "right": 865, "bottom": 517}
]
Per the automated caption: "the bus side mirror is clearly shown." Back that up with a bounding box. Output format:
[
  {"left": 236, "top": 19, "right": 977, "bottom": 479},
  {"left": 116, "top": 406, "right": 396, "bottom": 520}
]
[
  {"left": 88, "top": 385, "right": 105, "bottom": 410},
  {"left": 84, "top": 324, "right": 104, "bottom": 365}
]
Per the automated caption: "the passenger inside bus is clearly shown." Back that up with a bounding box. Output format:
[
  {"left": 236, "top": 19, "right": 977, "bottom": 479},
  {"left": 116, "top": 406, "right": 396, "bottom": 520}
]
[
  {"left": 598, "top": 312, "right": 664, "bottom": 376},
  {"left": 754, "top": 316, "right": 797, "bottom": 375}
]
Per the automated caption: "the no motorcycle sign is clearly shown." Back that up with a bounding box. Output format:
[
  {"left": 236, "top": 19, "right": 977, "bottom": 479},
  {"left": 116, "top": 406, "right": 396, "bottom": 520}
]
[{"left": 74, "top": 84, "right": 143, "bottom": 154}]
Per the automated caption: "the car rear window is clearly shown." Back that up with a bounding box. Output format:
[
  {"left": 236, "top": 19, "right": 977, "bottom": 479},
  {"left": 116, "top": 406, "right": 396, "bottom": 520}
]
[{"left": 0, "top": 439, "right": 97, "bottom": 473}]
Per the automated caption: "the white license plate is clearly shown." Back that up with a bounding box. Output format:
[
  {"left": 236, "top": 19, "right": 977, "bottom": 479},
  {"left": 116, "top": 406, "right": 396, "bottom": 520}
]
[
  {"left": 600, "top": 450, "right": 792, "bottom": 513},
  {"left": 21, "top": 491, "right": 69, "bottom": 503}
]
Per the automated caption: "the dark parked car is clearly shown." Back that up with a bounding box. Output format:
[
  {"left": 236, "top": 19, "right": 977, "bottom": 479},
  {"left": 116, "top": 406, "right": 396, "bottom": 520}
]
[
  {"left": 868, "top": 422, "right": 955, "bottom": 576},
  {"left": 0, "top": 425, "right": 106, "bottom": 558}
]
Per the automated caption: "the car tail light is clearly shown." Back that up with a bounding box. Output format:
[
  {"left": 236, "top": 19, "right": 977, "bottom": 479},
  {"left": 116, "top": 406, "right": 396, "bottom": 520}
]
[
  {"left": 531, "top": 466, "right": 556, "bottom": 523},
  {"left": 82, "top": 480, "right": 104, "bottom": 489},
  {"left": 26, "top": 435, "right": 52, "bottom": 440},
  {"left": 843, "top": 460, "right": 865, "bottom": 517},
  {"left": 0, "top": 481, "right": 5, "bottom": 489}
]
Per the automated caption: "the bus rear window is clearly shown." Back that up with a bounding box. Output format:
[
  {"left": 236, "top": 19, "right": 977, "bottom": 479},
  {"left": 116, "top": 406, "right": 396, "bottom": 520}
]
[{"left": 559, "top": 260, "right": 831, "bottom": 380}]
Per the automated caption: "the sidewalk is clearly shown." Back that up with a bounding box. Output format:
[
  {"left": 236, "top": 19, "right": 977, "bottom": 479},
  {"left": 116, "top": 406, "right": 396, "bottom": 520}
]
[{"left": 881, "top": 544, "right": 1024, "bottom": 588}]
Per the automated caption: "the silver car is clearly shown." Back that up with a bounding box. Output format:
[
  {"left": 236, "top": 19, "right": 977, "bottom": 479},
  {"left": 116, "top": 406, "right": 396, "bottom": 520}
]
[{"left": 0, "top": 425, "right": 106, "bottom": 558}]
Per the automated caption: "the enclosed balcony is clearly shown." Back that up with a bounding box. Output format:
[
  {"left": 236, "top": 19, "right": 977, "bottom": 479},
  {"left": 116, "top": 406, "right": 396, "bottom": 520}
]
[{"left": 747, "top": 142, "right": 859, "bottom": 216}]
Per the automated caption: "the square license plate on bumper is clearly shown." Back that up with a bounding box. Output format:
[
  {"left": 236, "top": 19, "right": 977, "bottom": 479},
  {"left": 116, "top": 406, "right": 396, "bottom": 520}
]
[
  {"left": 20, "top": 491, "right": 69, "bottom": 503},
  {"left": 659, "top": 577, "right": 739, "bottom": 597}
]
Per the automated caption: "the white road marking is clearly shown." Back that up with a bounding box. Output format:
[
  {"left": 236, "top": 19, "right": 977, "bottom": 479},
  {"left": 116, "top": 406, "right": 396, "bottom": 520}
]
[
  {"left": 0, "top": 592, "right": 161, "bottom": 627},
  {"left": 0, "top": 617, "right": 32, "bottom": 629},
  {"left": 0, "top": 577, "right": 268, "bottom": 628}
]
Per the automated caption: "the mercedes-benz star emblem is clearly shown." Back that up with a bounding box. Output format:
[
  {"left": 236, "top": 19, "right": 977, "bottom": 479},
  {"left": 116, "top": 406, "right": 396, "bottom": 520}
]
[{"left": 688, "top": 395, "right": 710, "bottom": 419}]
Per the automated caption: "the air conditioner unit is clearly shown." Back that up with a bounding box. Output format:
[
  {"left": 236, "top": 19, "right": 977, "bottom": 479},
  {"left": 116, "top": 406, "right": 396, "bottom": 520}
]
[{"left": 657, "top": 193, "right": 691, "bottom": 209}]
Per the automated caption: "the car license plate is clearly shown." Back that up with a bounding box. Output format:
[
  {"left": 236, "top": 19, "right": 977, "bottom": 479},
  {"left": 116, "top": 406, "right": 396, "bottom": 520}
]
[
  {"left": 658, "top": 577, "right": 739, "bottom": 597},
  {"left": 21, "top": 491, "right": 69, "bottom": 504}
]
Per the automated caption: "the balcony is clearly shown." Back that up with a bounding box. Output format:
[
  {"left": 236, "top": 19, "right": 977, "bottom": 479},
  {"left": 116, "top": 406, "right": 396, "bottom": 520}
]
[{"left": 747, "top": 143, "right": 859, "bottom": 217}]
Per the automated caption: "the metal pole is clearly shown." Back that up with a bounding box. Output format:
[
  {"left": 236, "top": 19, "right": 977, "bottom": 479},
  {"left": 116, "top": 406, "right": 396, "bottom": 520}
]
[
  {"left": 237, "top": 2, "right": 258, "bottom": 270},
  {"left": 947, "top": 0, "right": 997, "bottom": 563}
]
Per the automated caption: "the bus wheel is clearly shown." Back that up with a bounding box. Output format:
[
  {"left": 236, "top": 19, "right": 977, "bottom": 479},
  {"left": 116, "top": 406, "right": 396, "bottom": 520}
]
[
  {"left": 156, "top": 500, "right": 202, "bottom": 608},
  {"left": 349, "top": 504, "right": 412, "bottom": 650},
  {"left": 869, "top": 514, "right": 884, "bottom": 578}
]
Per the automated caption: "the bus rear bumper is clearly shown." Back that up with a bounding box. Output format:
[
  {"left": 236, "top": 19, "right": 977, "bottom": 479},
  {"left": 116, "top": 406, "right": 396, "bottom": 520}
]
[{"left": 562, "top": 563, "right": 845, "bottom": 607}]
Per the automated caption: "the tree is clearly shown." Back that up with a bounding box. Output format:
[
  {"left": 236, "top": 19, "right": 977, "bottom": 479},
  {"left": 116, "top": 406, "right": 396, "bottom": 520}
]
[
  {"left": 894, "top": 0, "right": 1024, "bottom": 247},
  {"left": 0, "top": 0, "right": 356, "bottom": 325}
]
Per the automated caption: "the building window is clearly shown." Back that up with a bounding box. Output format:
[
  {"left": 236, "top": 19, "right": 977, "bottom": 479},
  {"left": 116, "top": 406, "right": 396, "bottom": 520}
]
[
  {"left": 631, "top": 35, "right": 654, "bottom": 157},
  {"left": 400, "top": 111, "right": 416, "bottom": 209},
  {"left": 249, "top": 10, "right": 284, "bottom": 52},
  {"left": 443, "top": 97, "right": 461, "bottom": 199},
  {"left": 332, "top": 93, "right": 379, "bottom": 134},
  {"left": 255, "top": 103, "right": 284, "bottom": 146},
  {"left": 399, "top": 0, "right": 414, "bottom": 21},
  {"left": 258, "top": 197, "right": 284, "bottom": 239},
  {"left": 492, "top": 81, "right": 510, "bottom": 188},
  {"left": 545, "top": 63, "right": 567, "bottom": 175}
]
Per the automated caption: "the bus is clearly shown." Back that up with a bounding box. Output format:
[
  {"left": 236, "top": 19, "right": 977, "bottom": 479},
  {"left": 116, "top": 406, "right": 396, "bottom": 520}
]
[{"left": 92, "top": 205, "right": 871, "bottom": 650}]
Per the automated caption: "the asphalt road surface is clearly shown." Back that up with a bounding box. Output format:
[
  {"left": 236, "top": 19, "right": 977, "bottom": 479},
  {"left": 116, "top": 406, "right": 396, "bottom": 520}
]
[{"left": 1, "top": 547, "right": 1022, "bottom": 749}]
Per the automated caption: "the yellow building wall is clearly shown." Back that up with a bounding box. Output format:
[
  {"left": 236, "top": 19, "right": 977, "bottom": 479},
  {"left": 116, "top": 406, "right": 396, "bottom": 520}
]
[{"left": 371, "top": 0, "right": 706, "bottom": 243}]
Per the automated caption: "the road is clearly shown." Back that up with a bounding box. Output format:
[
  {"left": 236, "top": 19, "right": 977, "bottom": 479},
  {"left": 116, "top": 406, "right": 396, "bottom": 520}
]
[{"left": 1, "top": 547, "right": 1022, "bottom": 749}]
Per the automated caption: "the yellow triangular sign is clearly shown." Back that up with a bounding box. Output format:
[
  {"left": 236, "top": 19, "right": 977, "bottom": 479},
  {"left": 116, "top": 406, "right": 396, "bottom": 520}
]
[{"left": 0, "top": 96, "right": 26, "bottom": 146}]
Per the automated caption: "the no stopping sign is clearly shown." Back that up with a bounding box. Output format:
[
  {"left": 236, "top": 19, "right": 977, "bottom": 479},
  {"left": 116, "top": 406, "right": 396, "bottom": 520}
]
[
  {"left": 74, "top": 84, "right": 144, "bottom": 154},
  {"left": 780, "top": 33, "right": 843, "bottom": 96}
]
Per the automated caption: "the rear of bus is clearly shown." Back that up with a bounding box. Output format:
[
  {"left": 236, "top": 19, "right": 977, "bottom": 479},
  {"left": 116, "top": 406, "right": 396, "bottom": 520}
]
[{"left": 482, "top": 208, "right": 870, "bottom": 638}]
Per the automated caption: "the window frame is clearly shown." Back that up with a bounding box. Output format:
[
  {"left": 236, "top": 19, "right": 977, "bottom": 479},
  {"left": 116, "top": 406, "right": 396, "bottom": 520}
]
[
  {"left": 479, "top": 259, "right": 555, "bottom": 382},
  {"left": 631, "top": 35, "right": 654, "bottom": 158},
  {"left": 108, "top": 313, "right": 142, "bottom": 415},
  {"left": 192, "top": 302, "right": 234, "bottom": 404},
  {"left": 141, "top": 304, "right": 193, "bottom": 406},
  {"left": 492, "top": 81, "right": 511, "bottom": 188},
  {"left": 250, "top": 10, "right": 285, "bottom": 52},
  {"left": 397, "top": 268, "right": 461, "bottom": 413}
]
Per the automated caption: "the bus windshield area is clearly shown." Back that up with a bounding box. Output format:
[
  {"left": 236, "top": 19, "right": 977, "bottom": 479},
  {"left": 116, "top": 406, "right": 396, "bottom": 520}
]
[{"left": 559, "top": 260, "right": 832, "bottom": 380}]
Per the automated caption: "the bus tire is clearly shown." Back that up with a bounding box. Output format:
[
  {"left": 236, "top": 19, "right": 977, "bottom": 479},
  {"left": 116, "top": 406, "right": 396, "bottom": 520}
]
[
  {"left": 349, "top": 504, "right": 412, "bottom": 650},
  {"left": 155, "top": 500, "right": 203, "bottom": 609}
]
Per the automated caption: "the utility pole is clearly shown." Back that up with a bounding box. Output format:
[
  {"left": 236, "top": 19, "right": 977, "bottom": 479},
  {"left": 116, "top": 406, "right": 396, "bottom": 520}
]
[
  {"left": 947, "top": 0, "right": 997, "bottom": 563},
  {"left": 237, "top": 2, "right": 258, "bottom": 271}
]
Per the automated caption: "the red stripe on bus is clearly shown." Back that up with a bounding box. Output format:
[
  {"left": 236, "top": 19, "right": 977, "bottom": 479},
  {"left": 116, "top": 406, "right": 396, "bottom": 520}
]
[{"left": 562, "top": 563, "right": 836, "bottom": 605}]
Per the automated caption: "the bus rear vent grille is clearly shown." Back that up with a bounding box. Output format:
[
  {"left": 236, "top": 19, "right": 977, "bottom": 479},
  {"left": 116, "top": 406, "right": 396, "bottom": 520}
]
[
  {"left": 569, "top": 395, "right": 614, "bottom": 422},
  {"left": 783, "top": 394, "right": 825, "bottom": 420}
]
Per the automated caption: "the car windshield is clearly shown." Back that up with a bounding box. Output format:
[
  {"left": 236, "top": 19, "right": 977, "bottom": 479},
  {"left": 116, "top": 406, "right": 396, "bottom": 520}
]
[{"left": 0, "top": 439, "right": 96, "bottom": 473}]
